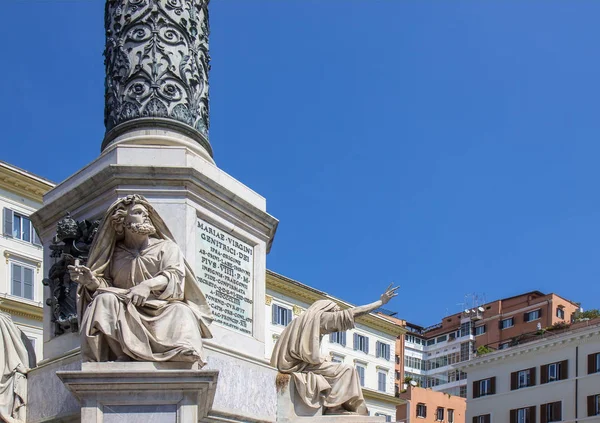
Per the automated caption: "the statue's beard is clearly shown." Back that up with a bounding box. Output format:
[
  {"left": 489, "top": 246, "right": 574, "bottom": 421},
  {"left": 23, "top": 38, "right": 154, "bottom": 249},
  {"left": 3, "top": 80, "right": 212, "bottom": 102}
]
[{"left": 125, "top": 221, "right": 156, "bottom": 235}]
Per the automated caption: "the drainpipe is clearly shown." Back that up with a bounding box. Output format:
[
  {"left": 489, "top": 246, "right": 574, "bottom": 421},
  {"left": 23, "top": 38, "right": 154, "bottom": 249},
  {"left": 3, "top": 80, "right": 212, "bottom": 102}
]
[{"left": 575, "top": 345, "right": 579, "bottom": 423}]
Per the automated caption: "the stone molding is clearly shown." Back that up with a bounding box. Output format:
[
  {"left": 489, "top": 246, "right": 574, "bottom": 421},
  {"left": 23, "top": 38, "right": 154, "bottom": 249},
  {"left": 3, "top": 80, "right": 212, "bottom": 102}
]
[
  {"left": 103, "top": 0, "right": 212, "bottom": 154},
  {"left": 0, "top": 163, "right": 54, "bottom": 201}
]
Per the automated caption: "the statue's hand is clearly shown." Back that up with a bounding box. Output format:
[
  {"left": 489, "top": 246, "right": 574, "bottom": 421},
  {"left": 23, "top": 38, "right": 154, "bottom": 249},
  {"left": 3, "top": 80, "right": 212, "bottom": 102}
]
[
  {"left": 127, "top": 283, "right": 151, "bottom": 307},
  {"left": 380, "top": 283, "right": 399, "bottom": 305},
  {"left": 67, "top": 264, "right": 95, "bottom": 287}
]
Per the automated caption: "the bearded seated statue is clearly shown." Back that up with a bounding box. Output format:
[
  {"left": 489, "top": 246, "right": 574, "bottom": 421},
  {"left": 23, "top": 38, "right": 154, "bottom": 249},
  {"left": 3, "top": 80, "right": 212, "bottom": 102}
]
[{"left": 68, "top": 195, "right": 213, "bottom": 364}]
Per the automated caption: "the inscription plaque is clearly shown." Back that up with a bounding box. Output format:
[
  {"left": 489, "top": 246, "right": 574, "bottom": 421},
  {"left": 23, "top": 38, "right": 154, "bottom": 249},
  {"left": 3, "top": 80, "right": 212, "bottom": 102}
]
[{"left": 195, "top": 218, "right": 254, "bottom": 335}]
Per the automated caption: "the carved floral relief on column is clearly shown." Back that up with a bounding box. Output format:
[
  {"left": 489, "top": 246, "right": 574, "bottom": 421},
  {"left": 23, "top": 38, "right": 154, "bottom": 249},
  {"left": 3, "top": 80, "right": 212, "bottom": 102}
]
[{"left": 104, "top": 0, "right": 210, "bottom": 143}]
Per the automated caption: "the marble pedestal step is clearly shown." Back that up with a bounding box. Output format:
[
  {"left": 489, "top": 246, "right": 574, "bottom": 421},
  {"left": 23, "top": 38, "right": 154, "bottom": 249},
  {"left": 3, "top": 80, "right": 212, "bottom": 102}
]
[{"left": 57, "top": 362, "right": 219, "bottom": 423}]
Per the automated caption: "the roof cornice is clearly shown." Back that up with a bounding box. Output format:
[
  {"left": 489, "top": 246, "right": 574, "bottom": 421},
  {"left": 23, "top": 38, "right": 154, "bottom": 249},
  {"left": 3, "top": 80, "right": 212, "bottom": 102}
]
[{"left": 0, "top": 163, "right": 54, "bottom": 201}]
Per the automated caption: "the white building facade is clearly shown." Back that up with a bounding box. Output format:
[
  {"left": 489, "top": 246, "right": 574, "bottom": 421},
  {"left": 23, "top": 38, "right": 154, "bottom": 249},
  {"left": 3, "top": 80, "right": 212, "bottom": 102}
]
[
  {"left": 0, "top": 161, "right": 54, "bottom": 362},
  {"left": 463, "top": 320, "right": 600, "bottom": 423},
  {"left": 265, "top": 270, "right": 404, "bottom": 420},
  {"left": 403, "top": 319, "right": 474, "bottom": 398}
]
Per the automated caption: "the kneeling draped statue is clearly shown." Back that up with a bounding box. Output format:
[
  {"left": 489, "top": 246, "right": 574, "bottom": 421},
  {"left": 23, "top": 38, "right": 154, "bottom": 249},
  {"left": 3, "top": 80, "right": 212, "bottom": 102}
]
[
  {"left": 271, "top": 284, "right": 398, "bottom": 415},
  {"left": 68, "top": 195, "right": 213, "bottom": 364}
]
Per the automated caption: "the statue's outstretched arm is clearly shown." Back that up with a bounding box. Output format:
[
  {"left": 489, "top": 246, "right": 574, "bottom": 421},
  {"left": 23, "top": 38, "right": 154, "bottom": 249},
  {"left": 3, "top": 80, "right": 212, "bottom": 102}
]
[{"left": 351, "top": 284, "right": 399, "bottom": 318}]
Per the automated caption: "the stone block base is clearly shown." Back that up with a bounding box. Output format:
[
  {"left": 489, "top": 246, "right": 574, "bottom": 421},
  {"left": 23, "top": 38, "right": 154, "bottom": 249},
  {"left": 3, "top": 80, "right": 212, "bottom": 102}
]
[
  {"left": 276, "top": 375, "right": 385, "bottom": 423},
  {"left": 57, "top": 362, "right": 218, "bottom": 423}
]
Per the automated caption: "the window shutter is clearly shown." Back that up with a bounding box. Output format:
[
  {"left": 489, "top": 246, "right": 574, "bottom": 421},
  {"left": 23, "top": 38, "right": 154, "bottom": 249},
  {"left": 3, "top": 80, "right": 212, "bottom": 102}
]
[
  {"left": 555, "top": 402, "right": 562, "bottom": 420},
  {"left": 510, "top": 371, "right": 517, "bottom": 390},
  {"left": 353, "top": 333, "right": 358, "bottom": 350},
  {"left": 530, "top": 367, "right": 536, "bottom": 386},
  {"left": 490, "top": 377, "right": 496, "bottom": 394},
  {"left": 32, "top": 228, "right": 41, "bottom": 246},
  {"left": 423, "top": 405, "right": 426, "bottom": 418},
  {"left": 271, "top": 305, "right": 277, "bottom": 324},
  {"left": 365, "top": 336, "right": 369, "bottom": 354},
  {"left": 538, "top": 308, "right": 542, "bottom": 318},
  {"left": 484, "top": 415, "right": 490, "bottom": 423},
  {"left": 588, "top": 353, "right": 596, "bottom": 375},
  {"left": 560, "top": 360, "right": 568, "bottom": 380},
  {"left": 524, "top": 312, "right": 529, "bottom": 322},
  {"left": 3, "top": 208, "right": 13, "bottom": 237},
  {"left": 286, "top": 308, "right": 292, "bottom": 325},
  {"left": 509, "top": 409, "right": 516, "bottom": 423},
  {"left": 376, "top": 341, "right": 381, "bottom": 358},
  {"left": 588, "top": 395, "right": 595, "bottom": 417},
  {"left": 529, "top": 406, "right": 536, "bottom": 422},
  {"left": 541, "top": 403, "right": 547, "bottom": 423},
  {"left": 473, "top": 380, "right": 480, "bottom": 399},
  {"left": 541, "top": 364, "right": 548, "bottom": 384},
  {"left": 341, "top": 331, "right": 346, "bottom": 347},
  {"left": 473, "top": 417, "right": 478, "bottom": 423},
  {"left": 385, "top": 344, "right": 390, "bottom": 361}
]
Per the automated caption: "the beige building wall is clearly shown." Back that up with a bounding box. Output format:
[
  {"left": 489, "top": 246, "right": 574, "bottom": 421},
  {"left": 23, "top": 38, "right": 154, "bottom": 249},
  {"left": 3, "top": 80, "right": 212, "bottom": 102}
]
[
  {"left": 0, "top": 161, "right": 54, "bottom": 362},
  {"left": 463, "top": 320, "right": 600, "bottom": 423}
]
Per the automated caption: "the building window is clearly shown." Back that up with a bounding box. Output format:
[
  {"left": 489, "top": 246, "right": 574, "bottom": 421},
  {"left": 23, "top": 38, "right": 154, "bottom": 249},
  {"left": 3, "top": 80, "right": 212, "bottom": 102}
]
[
  {"left": 416, "top": 403, "right": 426, "bottom": 418},
  {"left": 376, "top": 341, "right": 390, "bottom": 360},
  {"left": 272, "top": 304, "right": 292, "bottom": 326},
  {"left": 500, "top": 317, "right": 514, "bottom": 329},
  {"left": 542, "top": 360, "right": 567, "bottom": 383},
  {"left": 511, "top": 367, "right": 535, "bottom": 390},
  {"left": 474, "top": 325, "right": 486, "bottom": 336},
  {"left": 459, "top": 385, "right": 467, "bottom": 398},
  {"left": 541, "top": 401, "right": 562, "bottom": 423},
  {"left": 511, "top": 407, "right": 535, "bottom": 423},
  {"left": 395, "top": 370, "right": 400, "bottom": 380},
  {"left": 473, "top": 377, "right": 495, "bottom": 398},
  {"left": 11, "top": 263, "right": 34, "bottom": 300},
  {"left": 556, "top": 307, "right": 565, "bottom": 319},
  {"left": 355, "top": 364, "right": 365, "bottom": 387},
  {"left": 426, "top": 339, "right": 435, "bottom": 346},
  {"left": 499, "top": 342, "right": 511, "bottom": 350},
  {"left": 588, "top": 352, "right": 600, "bottom": 374},
  {"left": 354, "top": 334, "right": 369, "bottom": 354},
  {"left": 329, "top": 331, "right": 346, "bottom": 347},
  {"left": 374, "top": 414, "right": 391, "bottom": 422},
  {"left": 588, "top": 394, "right": 600, "bottom": 416},
  {"left": 3, "top": 209, "right": 41, "bottom": 245},
  {"left": 460, "top": 321, "right": 471, "bottom": 337},
  {"left": 448, "top": 409, "right": 454, "bottom": 423},
  {"left": 474, "top": 415, "right": 490, "bottom": 423},
  {"left": 435, "top": 407, "right": 444, "bottom": 421},
  {"left": 437, "top": 335, "right": 447, "bottom": 343},
  {"left": 377, "top": 371, "right": 387, "bottom": 392},
  {"left": 524, "top": 309, "right": 541, "bottom": 322}
]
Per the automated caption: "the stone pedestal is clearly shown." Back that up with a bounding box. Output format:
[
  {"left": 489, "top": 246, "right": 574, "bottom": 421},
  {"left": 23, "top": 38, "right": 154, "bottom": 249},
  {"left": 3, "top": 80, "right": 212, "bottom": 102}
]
[
  {"left": 30, "top": 141, "right": 279, "bottom": 422},
  {"left": 276, "top": 377, "right": 386, "bottom": 423},
  {"left": 57, "top": 362, "right": 218, "bottom": 422}
]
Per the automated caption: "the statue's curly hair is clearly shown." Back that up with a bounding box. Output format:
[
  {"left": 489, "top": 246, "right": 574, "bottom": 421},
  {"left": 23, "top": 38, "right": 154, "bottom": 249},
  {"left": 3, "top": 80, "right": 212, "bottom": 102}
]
[{"left": 110, "top": 195, "right": 149, "bottom": 236}]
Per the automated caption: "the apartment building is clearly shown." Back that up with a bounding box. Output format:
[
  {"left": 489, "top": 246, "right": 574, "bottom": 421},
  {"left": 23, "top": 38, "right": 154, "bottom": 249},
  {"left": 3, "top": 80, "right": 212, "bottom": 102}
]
[
  {"left": 462, "top": 318, "right": 600, "bottom": 423},
  {"left": 397, "top": 386, "right": 466, "bottom": 423},
  {"left": 402, "top": 291, "right": 579, "bottom": 398},
  {"left": 0, "top": 161, "right": 54, "bottom": 361},
  {"left": 265, "top": 270, "right": 405, "bottom": 420}
]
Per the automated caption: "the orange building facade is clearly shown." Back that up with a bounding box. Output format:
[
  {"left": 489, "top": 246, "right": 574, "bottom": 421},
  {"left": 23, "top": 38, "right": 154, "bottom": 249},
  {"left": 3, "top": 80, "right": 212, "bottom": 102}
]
[{"left": 397, "top": 386, "right": 466, "bottom": 423}]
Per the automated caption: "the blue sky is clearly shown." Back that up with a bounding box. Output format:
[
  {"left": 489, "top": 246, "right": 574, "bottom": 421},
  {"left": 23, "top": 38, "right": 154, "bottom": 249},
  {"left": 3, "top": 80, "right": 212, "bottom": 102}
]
[{"left": 2, "top": 1, "right": 600, "bottom": 325}]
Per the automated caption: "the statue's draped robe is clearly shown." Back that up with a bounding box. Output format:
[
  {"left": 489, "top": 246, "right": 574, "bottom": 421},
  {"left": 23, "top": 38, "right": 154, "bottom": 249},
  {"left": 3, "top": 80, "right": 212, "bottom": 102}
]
[
  {"left": 78, "top": 197, "right": 212, "bottom": 364},
  {"left": 81, "top": 238, "right": 210, "bottom": 362},
  {"left": 270, "top": 300, "right": 367, "bottom": 413},
  {"left": 0, "top": 312, "right": 29, "bottom": 423}
]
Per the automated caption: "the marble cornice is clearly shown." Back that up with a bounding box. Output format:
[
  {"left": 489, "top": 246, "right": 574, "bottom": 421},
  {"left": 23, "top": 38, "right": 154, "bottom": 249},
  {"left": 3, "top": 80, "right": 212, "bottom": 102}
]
[
  {"left": 461, "top": 325, "right": 600, "bottom": 370},
  {"left": 266, "top": 270, "right": 406, "bottom": 337}
]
